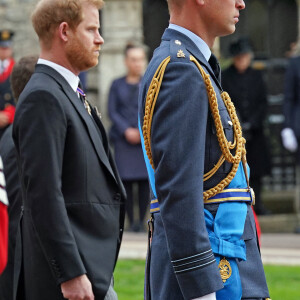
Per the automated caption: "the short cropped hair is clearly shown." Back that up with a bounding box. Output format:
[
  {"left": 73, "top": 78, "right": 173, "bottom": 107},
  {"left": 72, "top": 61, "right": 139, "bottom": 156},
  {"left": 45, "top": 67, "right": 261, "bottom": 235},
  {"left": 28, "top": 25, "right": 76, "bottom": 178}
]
[
  {"left": 124, "top": 42, "right": 148, "bottom": 57},
  {"left": 10, "top": 55, "right": 38, "bottom": 101},
  {"left": 31, "top": 0, "right": 104, "bottom": 46}
]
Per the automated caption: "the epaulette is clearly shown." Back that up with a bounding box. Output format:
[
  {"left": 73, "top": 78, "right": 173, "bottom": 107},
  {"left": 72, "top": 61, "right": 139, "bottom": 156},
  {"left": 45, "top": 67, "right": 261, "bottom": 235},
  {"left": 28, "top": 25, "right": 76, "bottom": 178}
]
[{"left": 169, "top": 39, "right": 190, "bottom": 62}]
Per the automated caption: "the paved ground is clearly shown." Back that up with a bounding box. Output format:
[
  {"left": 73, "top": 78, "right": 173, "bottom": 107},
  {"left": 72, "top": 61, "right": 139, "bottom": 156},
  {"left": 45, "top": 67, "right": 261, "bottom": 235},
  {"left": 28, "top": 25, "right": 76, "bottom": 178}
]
[
  {"left": 260, "top": 233, "right": 300, "bottom": 265},
  {"left": 119, "top": 232, "right": 300, "bottom": 265}
]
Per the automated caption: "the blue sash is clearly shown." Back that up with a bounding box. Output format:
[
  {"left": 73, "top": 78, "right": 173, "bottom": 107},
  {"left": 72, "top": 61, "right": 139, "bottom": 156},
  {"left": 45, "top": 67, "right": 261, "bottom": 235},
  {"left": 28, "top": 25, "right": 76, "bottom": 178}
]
[
  {"left": 139, "top": 118, "right": 157, "bottom": 199},
  {"left": 139, "top": 117, "right": 248, "bottom": 300}
]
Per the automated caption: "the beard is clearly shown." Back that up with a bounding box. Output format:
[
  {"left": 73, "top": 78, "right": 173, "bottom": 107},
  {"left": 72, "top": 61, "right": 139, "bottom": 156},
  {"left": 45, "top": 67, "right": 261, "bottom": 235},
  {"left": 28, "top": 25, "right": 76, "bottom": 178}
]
[{"left": 65, "top": 34, "right": 98, "bottom": 72}]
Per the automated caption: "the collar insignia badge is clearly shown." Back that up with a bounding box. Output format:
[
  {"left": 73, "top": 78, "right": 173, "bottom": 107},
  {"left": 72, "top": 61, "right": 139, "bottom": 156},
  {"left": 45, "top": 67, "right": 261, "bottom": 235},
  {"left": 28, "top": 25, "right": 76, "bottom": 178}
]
[{"left": 177, "top": 50, "right": 185, "bottom": 58}]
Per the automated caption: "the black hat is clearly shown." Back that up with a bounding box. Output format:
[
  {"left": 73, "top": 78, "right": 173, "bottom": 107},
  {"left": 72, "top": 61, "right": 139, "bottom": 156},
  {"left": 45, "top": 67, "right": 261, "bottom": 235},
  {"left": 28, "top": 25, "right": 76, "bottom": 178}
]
[
  {"left": 0, "top": 30, "right": 14, "bottom": 48},
  {"left": 229, "top": 37, "right": 252, "bottom": 57}
]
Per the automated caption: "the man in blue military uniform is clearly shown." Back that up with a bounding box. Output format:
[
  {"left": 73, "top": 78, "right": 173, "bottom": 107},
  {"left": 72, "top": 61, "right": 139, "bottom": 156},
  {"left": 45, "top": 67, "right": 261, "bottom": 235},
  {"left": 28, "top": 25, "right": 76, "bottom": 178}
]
[
  {"left": 0, "top": 30, "right": 16, "bottom": 140},
  {"left": 138, "top": 0, "right": 270, "bottom": 299}
]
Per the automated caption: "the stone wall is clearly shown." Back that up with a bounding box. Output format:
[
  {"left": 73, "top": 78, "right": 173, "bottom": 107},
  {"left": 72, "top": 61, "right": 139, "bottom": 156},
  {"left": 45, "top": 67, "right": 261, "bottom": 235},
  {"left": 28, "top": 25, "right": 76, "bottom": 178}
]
[{"left": 0, "top": 0, "right": 39, "bottom": 60}]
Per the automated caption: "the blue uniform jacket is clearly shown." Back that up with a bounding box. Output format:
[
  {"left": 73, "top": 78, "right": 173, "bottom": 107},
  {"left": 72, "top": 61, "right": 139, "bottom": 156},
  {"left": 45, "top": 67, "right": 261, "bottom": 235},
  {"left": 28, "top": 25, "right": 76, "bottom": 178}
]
[{"left": 138, "top": 29, "right": 269, "bottom": 299}]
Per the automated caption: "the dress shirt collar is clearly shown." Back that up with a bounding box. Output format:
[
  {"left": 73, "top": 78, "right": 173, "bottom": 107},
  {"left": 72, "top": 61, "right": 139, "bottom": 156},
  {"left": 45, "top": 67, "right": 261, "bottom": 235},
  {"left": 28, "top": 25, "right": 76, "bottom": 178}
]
[
  {"left": 37, "top": 58, "right": 80, "bottom": 93},
  {"left": 168, "top": 24, "right": 211, "bottom": 62}
]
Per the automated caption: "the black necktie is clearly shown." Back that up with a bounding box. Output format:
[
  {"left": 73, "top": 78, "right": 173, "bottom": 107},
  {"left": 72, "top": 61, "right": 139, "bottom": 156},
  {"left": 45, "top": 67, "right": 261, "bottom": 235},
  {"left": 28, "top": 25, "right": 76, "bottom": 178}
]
[{"left": 208, "top": 53, "right": 220, "bottom": 79}]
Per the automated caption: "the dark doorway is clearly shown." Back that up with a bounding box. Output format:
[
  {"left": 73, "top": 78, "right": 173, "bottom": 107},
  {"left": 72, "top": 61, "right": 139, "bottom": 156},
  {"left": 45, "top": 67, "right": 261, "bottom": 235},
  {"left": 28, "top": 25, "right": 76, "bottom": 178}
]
[{"left": 143, "top": 0, "right": 169, "bottom": 59}]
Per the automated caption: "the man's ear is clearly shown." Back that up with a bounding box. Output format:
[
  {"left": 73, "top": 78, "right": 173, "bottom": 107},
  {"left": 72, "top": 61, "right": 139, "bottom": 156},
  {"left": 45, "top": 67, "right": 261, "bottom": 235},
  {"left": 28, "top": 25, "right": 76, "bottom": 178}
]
[
  {"left": 195, "top": 0, "right": 205, "bottom": 6},
  {"left": 58, "top": 22, "right": 70, "bottom": 42}
]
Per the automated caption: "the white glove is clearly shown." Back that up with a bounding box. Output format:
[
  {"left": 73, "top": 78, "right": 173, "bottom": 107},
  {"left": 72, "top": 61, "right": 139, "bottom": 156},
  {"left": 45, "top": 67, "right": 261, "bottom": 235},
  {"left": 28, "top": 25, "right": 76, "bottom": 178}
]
[
  {"left": 281, "top": 128, "right": 298, "bottom": 152},
  {"left": 192, "top": 292, "right": 216, "bottom": 300}
]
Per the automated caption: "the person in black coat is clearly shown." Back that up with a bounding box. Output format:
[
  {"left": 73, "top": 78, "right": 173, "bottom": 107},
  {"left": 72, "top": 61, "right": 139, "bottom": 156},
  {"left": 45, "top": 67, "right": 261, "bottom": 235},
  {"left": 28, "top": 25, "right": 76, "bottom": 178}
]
[
  {"left": 281, "top": 53, "right": 300, "bottom": 233},
  {"left": 108, "top": 43, "right": 149, "bottom": 232},
  {"left": 12, "top": 1, "right": 125, "bottom": 299},
  {"left": 281, "top": 55, "right": 300, "bottom": 153},
  {"left": 0, "top": 55, "right": 38, "bottom": 300},
  {"left": 222, "top": 38, "right": 271, "bottom": 215}
]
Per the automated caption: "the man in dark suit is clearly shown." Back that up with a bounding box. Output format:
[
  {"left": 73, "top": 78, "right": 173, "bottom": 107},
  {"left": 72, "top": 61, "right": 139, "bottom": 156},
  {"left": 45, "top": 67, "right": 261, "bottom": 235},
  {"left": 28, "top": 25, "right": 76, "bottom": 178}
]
[
  {"left": 138, "top": 0, "right": 270, "bottom": 299},
  {"left": 0, "top": 55, "right": 37, "bottom": 300},
  {"left": 12, "top": 1, "right": 125, "bottom": 299}
]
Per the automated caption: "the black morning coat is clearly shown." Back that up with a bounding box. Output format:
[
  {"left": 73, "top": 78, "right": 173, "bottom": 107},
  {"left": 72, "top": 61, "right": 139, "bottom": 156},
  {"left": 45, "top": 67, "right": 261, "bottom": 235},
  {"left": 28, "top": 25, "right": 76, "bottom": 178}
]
[
  {"left": 12, "top": 64, "right": 125, "bottom": 300},
  {"left": 0, "top": 125, "right": 22, "bottom": 300}
]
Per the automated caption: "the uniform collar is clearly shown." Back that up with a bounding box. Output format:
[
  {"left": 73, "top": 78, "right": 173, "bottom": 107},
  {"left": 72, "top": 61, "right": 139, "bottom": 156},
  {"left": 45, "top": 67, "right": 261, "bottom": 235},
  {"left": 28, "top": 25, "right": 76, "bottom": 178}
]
[
  {"left": 162, "top": 28, "right": 222, "bottom": 89},
  {"left": 168, "top": 24, "right": 211, "bottom": 62},
  {"left": 37, "top": 58, "right": 80, "bottom": 93}
]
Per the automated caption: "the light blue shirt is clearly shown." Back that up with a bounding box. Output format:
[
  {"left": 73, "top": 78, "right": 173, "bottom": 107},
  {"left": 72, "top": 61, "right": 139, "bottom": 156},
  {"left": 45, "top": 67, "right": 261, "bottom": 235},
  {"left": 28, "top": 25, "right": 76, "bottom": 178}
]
[{"left": 168, "top": 24, "right": 211, "bottom": 62}]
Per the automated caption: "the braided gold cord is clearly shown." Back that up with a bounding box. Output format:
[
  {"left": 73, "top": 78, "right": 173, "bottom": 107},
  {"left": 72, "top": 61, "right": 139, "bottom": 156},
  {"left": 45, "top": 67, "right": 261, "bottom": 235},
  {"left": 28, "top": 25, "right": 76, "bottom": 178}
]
[
  {"left": 190, "top": 56, "right": 244, "bottom": 164},
  {"left": 203, "top": 138, "right": 237, "bottom": 182},
  {"left": 203, "top": 155, "right": 225, "bottom": 181},
  {"left": 189, "top": 56, "right": 246, "bottom": 200},
  {"left": 142, "top": 55, "right": 246, "bottom": 201},
  {"left": 143, "top": 56, "right": 171, "bottom": 169}
]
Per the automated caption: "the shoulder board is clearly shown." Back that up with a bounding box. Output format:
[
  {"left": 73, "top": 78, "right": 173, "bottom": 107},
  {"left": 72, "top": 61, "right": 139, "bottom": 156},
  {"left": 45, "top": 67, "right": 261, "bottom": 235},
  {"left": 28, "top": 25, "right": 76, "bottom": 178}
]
[{"left": 169, "top": 39, "right": 189, "bottom": 62}]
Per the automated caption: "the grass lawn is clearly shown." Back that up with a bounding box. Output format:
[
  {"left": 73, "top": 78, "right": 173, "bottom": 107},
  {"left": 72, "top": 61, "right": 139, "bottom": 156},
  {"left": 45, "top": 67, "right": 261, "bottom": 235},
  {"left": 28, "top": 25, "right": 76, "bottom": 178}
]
[
  {"left": 114, "top": 259, "right": 145, "bottom": 300},
  {"left": 114, "top": 260, "right": 300, "bottom": 300},
  {"left": 264, "top": 265, "right": 300, "bottom": 300}
]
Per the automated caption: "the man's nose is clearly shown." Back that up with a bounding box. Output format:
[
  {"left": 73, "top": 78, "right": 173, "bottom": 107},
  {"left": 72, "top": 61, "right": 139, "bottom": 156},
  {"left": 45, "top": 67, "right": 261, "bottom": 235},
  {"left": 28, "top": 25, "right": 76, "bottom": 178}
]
[
  {"left": 236, "top": 0, "right": 245, "bottom": 10},
  {"left": 96, "top": 31, "right": 104, "bottom": 45}
]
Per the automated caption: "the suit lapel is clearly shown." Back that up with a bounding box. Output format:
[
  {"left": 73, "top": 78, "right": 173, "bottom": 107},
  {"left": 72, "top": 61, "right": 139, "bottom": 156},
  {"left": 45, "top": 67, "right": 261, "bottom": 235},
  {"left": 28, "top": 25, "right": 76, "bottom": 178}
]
[
  {"left": 64, "top": 88, "right": 117, "bottom": 182},
  {"left": 162, "top": 29, "right": 223, "bottom": 91},
  {"left": 90, "top": 107, "right": 126, "bottom": 198},
  {"left": 35, "top": 65, "right": 117, "bottom": 183}
]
